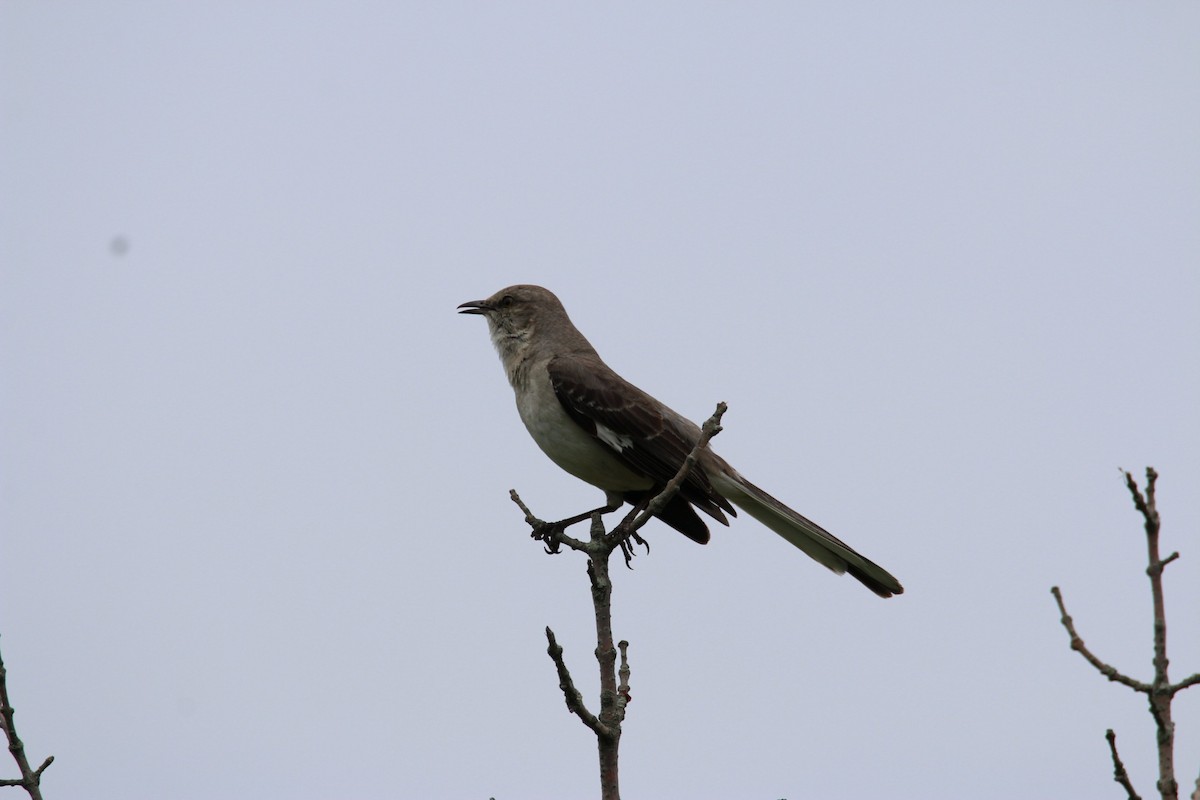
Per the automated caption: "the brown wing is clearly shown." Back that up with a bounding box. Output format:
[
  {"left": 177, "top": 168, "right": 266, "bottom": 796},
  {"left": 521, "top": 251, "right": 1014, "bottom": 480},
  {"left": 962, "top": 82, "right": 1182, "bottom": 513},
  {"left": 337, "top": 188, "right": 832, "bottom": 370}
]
[{"left": 547, "top": 353, "right": 736, "bottom": 541}]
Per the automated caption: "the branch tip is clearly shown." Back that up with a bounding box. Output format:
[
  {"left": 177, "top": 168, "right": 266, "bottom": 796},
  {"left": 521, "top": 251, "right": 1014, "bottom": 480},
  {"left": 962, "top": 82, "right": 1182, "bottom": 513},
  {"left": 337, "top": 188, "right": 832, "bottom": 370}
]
[{"left": 1105, "top": 728, "right": 1143, "bottom": 800}]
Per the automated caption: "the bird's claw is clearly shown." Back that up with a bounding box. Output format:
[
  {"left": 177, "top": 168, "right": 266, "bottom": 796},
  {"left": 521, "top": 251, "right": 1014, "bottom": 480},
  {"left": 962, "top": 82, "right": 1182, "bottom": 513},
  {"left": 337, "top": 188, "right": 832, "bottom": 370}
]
[
  {"left": 530, "top": 520, "right": 565, "bottom": 554},
  {"left": 613, "top": 528, "right": 650, "bottom": 568}
]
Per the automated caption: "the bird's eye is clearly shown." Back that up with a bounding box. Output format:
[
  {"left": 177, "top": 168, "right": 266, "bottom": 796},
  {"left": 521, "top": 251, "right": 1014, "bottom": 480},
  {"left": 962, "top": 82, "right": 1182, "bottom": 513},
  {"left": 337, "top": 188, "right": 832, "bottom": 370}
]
[{"left": 499, "top": 295, "right": 514, "bottom": 308}]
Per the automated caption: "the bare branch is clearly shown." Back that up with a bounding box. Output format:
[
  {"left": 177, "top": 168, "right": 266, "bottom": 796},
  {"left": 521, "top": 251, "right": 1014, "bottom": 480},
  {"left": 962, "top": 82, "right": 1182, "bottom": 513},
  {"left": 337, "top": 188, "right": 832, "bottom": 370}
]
[
  {"left": 1123, "top": 467, "right": 1157, "bottom": 524},
  {"left": 544, "top": 627, "right": 605, "bottom": 737},
  {"left": 1050, "top": 586, "right": 1150, "bottom": 693},
  {"left": 1107, "top": 729, "right": 1143, "bottom": 800},
  {"left": 509, "top": 489, "right": 588, "bottom": 553},
  {"left": 1058, "top": 469, "right": 1194, "bottom": 800},
  {"left": 1171, "top": 673, "right": 1200, "bottom": 695},
  {"left": 588, "top": 536, "right": 623, "bottom": 798},
  {"left": 0, "top": 755, "right": 51, "bottom": 790},
  {"left": 508, "top": 488, "right": 537, "bottom": 522},
  {"left": 1124, "top": 467, "right": 1180, "bottom": 800},
  {"left": 0, "top": 635, "right": 51, "bottom": 800},
  {"left": 615, "top": 640, "right": 631, "bottom": 725}
]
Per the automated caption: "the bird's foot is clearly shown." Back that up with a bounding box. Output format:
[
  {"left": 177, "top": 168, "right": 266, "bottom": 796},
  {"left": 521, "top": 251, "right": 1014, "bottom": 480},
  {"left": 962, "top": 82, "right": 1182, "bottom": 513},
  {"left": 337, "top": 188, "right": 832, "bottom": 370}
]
[
  {"left": 614, "top": 528, "right": 650, "bottom": 568},
  {"left": 529, "top": 520, "right": 566, "bottom": 554}
]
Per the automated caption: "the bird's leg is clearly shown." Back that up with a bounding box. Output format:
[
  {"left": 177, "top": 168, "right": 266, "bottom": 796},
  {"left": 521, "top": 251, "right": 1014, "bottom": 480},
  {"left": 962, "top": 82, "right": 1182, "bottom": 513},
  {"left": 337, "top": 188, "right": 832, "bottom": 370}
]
[
  {"left": 550, "top": 492, "right": 625, "bottom": 532},
  {"left": 533, "top": 494, "right": 624, "bottom": 555},
  {"left": 550, "top": 502, "right": 619, "bottom": 531}
]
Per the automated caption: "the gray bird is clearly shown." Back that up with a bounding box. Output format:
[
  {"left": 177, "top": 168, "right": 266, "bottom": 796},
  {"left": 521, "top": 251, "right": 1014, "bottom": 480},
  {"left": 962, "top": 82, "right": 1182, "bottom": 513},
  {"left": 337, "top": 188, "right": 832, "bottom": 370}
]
[{"left": 459, "top": 284, "right": 903, "bottom": 597}]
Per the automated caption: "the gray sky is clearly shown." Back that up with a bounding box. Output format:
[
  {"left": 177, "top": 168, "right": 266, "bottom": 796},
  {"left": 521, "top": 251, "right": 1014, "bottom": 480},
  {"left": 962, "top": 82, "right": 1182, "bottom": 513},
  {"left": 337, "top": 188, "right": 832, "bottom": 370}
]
[{"left": 2, "top": 4, "right": 1198, "bottom": 798}]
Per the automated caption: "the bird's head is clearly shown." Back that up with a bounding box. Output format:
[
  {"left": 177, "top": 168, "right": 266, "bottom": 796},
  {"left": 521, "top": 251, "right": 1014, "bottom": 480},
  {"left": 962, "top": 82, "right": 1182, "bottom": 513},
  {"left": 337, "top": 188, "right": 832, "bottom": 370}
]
[{"left": 458, "top": 284, "right": 568, "bottom": 347}]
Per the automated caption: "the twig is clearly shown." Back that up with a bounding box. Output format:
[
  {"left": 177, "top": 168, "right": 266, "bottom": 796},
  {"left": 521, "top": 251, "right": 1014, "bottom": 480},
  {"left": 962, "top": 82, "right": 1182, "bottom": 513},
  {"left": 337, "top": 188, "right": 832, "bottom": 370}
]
[
  {"left": 1050, "top": 586, "right": 1149, "bottom": 693},
  {"left": 615, "top": 641, "right": 631, "bottom": 723},
  {"left": 0, "top": 635, "right": 51, "bottom": 800},
  {"left": 545, "top": 627, "right": 605, "bottom": 737},
  {"left": 1124, "top": 468, "right": 1179, "bottom": 800},
  {"left": 1107, "top": 729, "right": 1143, "bottom": 800}
]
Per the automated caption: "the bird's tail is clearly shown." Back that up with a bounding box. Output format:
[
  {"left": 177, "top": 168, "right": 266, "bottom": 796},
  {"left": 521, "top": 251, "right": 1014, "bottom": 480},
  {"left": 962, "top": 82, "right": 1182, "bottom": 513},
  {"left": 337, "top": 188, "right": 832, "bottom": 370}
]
[{"left": 711, "top": 471, "right": 904, "bottom": 598}]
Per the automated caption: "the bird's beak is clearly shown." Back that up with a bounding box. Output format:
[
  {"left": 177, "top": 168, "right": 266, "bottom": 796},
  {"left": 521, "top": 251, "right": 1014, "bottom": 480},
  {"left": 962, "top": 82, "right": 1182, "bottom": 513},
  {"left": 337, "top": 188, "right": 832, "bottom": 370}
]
[{"left": 457, "top": 300, "right": 492, "bottom": 315}]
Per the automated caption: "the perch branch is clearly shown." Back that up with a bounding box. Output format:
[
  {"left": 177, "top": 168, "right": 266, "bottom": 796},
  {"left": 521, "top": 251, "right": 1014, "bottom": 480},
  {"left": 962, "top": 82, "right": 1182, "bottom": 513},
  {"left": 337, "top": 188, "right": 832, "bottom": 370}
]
[
  {"left": 511, "top": 403, "right": 728, "bottom": 800},
  {"left": 509, "top": 489, "right": 588, "bottom": 554}
]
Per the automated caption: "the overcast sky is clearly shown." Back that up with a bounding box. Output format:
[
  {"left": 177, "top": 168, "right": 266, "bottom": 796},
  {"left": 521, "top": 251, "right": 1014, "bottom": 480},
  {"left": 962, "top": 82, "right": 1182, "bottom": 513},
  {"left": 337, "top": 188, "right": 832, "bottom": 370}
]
[{"left": 2, "top": 4, "right": 1198, "bottom": 799}]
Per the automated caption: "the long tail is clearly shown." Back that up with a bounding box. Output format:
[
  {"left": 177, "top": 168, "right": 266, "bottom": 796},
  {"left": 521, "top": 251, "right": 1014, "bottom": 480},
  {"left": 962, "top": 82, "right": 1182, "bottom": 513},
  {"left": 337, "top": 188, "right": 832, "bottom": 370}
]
[{"left": 711, "top": 471, "right": 904, "bottom": 598}]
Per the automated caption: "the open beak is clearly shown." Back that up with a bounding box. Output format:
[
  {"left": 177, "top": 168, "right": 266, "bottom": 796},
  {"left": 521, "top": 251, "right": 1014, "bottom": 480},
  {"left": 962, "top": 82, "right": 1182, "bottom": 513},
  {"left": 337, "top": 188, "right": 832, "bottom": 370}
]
[{"left": 457, "top": 300, "right": 492, "bottom": 315}]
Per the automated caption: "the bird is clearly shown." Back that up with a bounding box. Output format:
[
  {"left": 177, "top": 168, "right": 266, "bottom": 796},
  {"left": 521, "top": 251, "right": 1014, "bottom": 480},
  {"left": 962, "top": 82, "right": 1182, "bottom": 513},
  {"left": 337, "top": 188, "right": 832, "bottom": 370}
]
[{"left": 458, "top": 284, "right": 903, "bottom": 597}]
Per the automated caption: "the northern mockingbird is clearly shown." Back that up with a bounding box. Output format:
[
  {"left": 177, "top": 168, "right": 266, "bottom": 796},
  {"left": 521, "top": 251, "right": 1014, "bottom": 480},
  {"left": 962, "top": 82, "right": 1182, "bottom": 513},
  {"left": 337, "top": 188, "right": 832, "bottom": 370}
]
[{"left": 459, "top": 284, "right": 903, "bottom": 598}]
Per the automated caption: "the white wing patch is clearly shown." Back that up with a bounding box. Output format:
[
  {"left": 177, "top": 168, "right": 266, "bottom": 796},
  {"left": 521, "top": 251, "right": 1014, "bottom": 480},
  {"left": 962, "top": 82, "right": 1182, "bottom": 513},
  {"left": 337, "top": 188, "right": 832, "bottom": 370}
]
[{"left": 595, "top": 421, "right": 634, "bottom": 452}]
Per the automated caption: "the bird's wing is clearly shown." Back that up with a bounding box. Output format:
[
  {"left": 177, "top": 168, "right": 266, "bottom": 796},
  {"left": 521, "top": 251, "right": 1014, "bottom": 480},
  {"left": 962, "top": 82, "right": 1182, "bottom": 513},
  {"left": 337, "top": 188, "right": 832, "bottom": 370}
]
[{"left": 547, "top": 353, "right": 736, "bottom": 524}]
